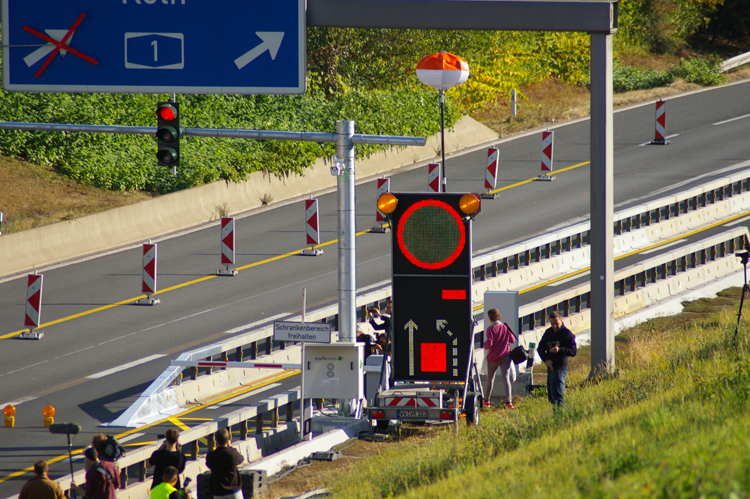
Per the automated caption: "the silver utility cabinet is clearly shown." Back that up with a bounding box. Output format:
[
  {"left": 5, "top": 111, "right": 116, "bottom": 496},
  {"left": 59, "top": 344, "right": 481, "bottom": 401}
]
[{"left": 303, "top": 343, "right": 364, "bottom": 399}]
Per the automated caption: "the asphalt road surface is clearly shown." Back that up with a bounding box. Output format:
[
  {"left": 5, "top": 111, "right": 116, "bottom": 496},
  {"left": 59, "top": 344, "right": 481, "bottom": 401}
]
[{"left": 1, "top": 80, "right": 749, "bottom": 497}]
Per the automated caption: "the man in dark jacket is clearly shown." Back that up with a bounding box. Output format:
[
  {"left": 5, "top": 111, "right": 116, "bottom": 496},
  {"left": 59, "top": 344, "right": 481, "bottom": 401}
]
[
  {"left": 147, "top": 428, "right": 185, "bottom": 490},
  {"left": 206, "top": 428, "right": 244, "bottom": 499},
  {"left": 537, "top": 311, "right": 577, "bottom": 408}
]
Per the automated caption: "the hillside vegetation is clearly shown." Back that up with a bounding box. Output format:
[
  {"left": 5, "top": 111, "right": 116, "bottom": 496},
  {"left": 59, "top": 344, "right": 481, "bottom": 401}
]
[
  {"left": 264, "top": 289, "right": 750, "bottom": 498},
  {"left": 1, "top": 0, "right": 747, "bottom": 196}
]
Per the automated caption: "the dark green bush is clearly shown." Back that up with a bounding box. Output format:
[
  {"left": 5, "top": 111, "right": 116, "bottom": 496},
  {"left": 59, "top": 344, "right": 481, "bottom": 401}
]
[
  {"left": 0, "top": 88, "right": 458, "bottom": 193},
  {"left": 668, "top": 57, "right": 725, "bottom": 86},
  {"left": 613, "top": 66, "right": 675, "bottom": 92}
]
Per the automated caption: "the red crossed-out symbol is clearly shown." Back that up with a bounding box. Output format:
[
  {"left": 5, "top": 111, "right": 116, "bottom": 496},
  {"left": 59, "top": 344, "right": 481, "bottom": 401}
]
[{"left": 22, "top": 12, "right": 98, "bottom": 79}]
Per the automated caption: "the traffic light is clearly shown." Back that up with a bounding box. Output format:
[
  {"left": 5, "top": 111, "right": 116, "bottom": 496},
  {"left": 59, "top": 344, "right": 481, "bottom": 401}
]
[
  {"left": 156, "top": 101, "right": 180, "bottom": 169},
  {"left": 378, "top": 192, "right": 481, "bottom": 381}
]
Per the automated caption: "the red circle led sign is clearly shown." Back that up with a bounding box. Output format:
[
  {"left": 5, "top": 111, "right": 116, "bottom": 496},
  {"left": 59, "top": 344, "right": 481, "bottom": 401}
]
[{"left": 397, "top": 199, "right": 465, "bottom": 270}]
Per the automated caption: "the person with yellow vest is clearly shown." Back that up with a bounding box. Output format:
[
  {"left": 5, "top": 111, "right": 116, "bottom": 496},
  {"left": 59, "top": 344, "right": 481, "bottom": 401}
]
[{"left": 150, "top": 466, "right": 191, "bottom": 499}]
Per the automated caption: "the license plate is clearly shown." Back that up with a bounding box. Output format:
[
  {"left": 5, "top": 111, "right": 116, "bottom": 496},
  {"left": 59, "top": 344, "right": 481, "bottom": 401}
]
[{"left": 397, "top": 410, "right": 428, "bottom": 419}]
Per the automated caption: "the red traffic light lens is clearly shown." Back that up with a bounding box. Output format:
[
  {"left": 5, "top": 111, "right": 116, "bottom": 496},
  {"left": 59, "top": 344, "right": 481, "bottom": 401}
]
[{"left": 156, "top": 104, "right": 177, "bottom": 121}]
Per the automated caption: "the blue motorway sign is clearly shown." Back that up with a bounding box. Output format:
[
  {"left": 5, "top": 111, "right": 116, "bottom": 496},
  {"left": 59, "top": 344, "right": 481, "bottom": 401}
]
[{"left": 1, "top": 0, "right": 305, "bottom": 94}]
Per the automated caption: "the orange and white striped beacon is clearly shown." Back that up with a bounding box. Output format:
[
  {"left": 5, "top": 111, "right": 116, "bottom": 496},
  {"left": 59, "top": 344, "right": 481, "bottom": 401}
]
[{"left": 416, "top": 52, "right": 470, "bottom": 193}]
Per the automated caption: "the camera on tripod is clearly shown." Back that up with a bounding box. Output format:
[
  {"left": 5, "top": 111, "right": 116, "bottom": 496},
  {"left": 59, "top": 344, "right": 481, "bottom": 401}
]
[{"left": 737, "top": 252, "right": 750, "bottom": 265}]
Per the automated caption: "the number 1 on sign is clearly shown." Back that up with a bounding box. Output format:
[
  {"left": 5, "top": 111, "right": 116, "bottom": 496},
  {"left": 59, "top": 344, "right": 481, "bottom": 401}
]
[{"left": 151, "top": 40, "right": 158, "bottom": 62}]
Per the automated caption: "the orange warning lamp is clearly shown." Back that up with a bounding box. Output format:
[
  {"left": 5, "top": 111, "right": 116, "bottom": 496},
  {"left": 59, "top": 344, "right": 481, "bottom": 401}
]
[
  {"left": 459, "top": 193, "right": 481, "bottom": 216},
  {"left": 377, "top": 193, "right": 398, "bottom": 215},
  {"left": 43, "top": 405, "right": 55, "bottom": 428},
  {"left": 4, "top": 405, "right": 15, "bottom": 428}
]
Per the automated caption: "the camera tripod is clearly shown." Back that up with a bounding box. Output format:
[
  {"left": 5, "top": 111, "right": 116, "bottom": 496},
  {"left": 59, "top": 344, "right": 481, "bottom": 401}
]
[{"left": 732, "top": 252, "right": 750, "bottom": 346}]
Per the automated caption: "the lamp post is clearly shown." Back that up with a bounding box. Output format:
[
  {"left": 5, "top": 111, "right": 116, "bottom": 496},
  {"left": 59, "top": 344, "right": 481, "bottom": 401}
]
[{"left": 416, "top": 52, "right": 470, "bottom": 193}]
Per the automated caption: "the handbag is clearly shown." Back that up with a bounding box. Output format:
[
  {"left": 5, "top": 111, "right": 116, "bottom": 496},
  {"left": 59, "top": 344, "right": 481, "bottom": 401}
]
[{"left": 509, "top": 345, "right": 528, "bottom": 365}]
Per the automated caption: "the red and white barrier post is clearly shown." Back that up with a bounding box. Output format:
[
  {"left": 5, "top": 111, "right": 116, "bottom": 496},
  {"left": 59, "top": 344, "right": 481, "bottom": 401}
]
[
  {"left": 651, "top": 100, "right": 670, "bottom": 145},
  {"left": 372, "top": 177, "right": 391, "bottom": 233},
  {"left": 428, "top": 163, "right": 441, "bottom": 193},
  {"left": 536, "top": 130, "right": 555, "bottom": 181},
  {"left": 136, "top": 241, "right": 160, "bottom": 305},
  {"left": 217, "top": 217, "right": 238, "bottom": 276},
  {"left": 20, "top": 272, "right": 44, "bottom": 339},
  {"left": 482, "top": 147, "right": 500, "bottom": 199},
  {"left": 301, "top": 198, "right": 323, "bottom": 256}
]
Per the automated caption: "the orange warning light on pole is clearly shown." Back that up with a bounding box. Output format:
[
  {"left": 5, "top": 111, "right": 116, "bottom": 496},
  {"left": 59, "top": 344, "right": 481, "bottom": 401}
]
[
  {"left": 459, "top": 193, "right": 481, "bottom": 216},
  {"left": 43, "top": 405, "right": 55, "bottom": 427},
  {"left": 377, "top": 193, "right": 398, "bottom": 215},
  {"left": 3, "top": 405, "right": 15, "bottom": 428}
]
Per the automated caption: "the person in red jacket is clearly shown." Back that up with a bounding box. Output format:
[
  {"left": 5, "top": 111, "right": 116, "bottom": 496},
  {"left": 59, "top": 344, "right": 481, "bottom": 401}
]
[
  {"left": 73, "top": 447, "right": 120, "bottom": 499},
  {"left": 483, "top": 308, "right": 516, "bottom": 408}
]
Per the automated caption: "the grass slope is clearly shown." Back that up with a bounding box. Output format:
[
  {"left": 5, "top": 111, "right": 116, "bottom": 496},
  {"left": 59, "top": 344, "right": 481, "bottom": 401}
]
[{"left": 324, "top": 289, "right": 750, "bottom": 499}]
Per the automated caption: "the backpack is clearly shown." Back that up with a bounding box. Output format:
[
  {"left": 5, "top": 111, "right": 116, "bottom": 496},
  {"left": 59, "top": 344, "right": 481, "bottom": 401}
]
[{"left": 101, "top": 435, "right": 126, "bottom": 461}]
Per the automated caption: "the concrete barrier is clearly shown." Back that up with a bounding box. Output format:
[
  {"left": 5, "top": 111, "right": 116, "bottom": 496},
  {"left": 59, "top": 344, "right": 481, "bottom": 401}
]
[{"left": 0, "top": 116, "right": 499, "bottom": 279}]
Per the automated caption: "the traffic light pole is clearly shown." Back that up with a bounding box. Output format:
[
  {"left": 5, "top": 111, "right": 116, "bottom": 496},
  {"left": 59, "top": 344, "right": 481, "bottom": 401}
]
[
  {"left": 336, "top": 121, "right": 357, "bottom": 342},
  {"left": 0, "top": 119, "right": 425, "bottom": 345}
]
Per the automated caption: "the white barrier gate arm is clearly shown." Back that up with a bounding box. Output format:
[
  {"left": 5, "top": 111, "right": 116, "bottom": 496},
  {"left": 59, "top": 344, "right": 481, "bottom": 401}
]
[{"left": 171, "top": 360, "right": 302, "bottom": 370}]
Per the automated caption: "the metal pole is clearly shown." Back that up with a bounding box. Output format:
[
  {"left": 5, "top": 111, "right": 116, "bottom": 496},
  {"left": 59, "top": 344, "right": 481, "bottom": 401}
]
[
  {"left": 511, "top": 89, "right": 517, "bottom": 117},
  {"left": 336, "top": 120, "right": 357, "bottom": 343},
  {"left": 439, "top": 90, "right": 446, "bottom": 192},
  {"left": 302, "top": 288, "right": 307, "bottom": 323},
  {"left": 589, "top": 33, "right": 615, "bottom": 378}
]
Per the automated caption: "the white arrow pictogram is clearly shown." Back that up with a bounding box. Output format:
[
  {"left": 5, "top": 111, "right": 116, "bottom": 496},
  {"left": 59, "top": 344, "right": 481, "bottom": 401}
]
[
  {"left": 24, "top": 29, "right": 76, "bottom": 67},
  {"left": 405, "top": 319, "right": 418, "bottom": 376},
  {"left": 234, "top": 32, "right": 285, "bottom": 70}
]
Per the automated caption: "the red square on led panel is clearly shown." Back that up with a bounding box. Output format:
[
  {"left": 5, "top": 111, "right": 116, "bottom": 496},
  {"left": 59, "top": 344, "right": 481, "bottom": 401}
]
[
  {"left": 442, "top": 289, "right": 466, "bottom": 300},
  {"left": 421, "top": 343, "right": 447, "bottom": 372}
]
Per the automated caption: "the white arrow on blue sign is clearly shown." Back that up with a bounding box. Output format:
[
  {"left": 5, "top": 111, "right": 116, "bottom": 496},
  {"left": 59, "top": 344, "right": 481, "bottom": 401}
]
[{"left": 1, "top": 0, "right": 305, "bottom": 94}]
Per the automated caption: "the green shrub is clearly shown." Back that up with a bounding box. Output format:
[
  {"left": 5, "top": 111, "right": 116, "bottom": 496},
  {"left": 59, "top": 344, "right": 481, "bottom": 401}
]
[
  {"left": 669, "top": 57, "right": 726, "bottom": 86},
  {"left": 613, "top": 66, "right": 674, "bottom": 92}
]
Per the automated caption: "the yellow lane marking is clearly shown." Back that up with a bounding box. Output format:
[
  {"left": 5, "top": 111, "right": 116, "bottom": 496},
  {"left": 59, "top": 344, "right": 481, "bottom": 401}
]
[
  {"left": 489, "top": 161, "right": 590, "bottom": 194},
  {"left": 168, "top": 417, "right": 190, "bottom": 431},
  {"left": 174, "top": 417, "right": 214, "bottom": 421},
  {"left": 0, "top": 371, "right": 298, "bottom": 484}
]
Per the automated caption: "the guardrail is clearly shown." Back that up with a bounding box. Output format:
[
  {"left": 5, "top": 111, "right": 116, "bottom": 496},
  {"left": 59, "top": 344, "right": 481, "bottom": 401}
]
[
  {"left": 721, "top": 51, "right": 750, "bottom": 73},
  {"left": 509, "top": 227, "right": 749, "bottom": 347}
]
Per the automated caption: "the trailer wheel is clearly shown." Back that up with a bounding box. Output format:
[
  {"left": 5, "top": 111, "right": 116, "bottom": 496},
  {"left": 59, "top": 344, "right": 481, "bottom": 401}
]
[{"left": 465, "top": 393, "right": 480, "bottom": 427}]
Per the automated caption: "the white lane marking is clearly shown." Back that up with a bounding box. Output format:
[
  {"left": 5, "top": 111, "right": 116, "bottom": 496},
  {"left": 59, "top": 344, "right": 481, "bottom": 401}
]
[
  {"left": 724, "top": 215, "right": 750, "bottom": 227},
  {"left": 713, "top": 114, "right": 750, "bottom": 126},
  {"left": 87, "top": 355, "right": 166, "bottom": 379},
  {"left": 0, "top": 396, "right": 37, "bottom": 407},
  {"left": 638, "top": 133, "right": 680, "bottom": 146},
  {"left": 549, "top": 271, "right": 590, "bottom": 287},
  {"left": 639, "top": 239, "right": 687, "bottom": 255},
  {"left": 53, "top": 345, "right": 96, "bottom": 360},
  {"left": 206, "top": 383, "right": 282, "bottom": 409},
  {"left": 117, "top": 432, "right": 146, "bottom": 443},
  {"left": 0, "top": 359, "right": 49, "bottom": 377},
  {"left": 225, "top": 313, "right": 290, "bottom": 335}
]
